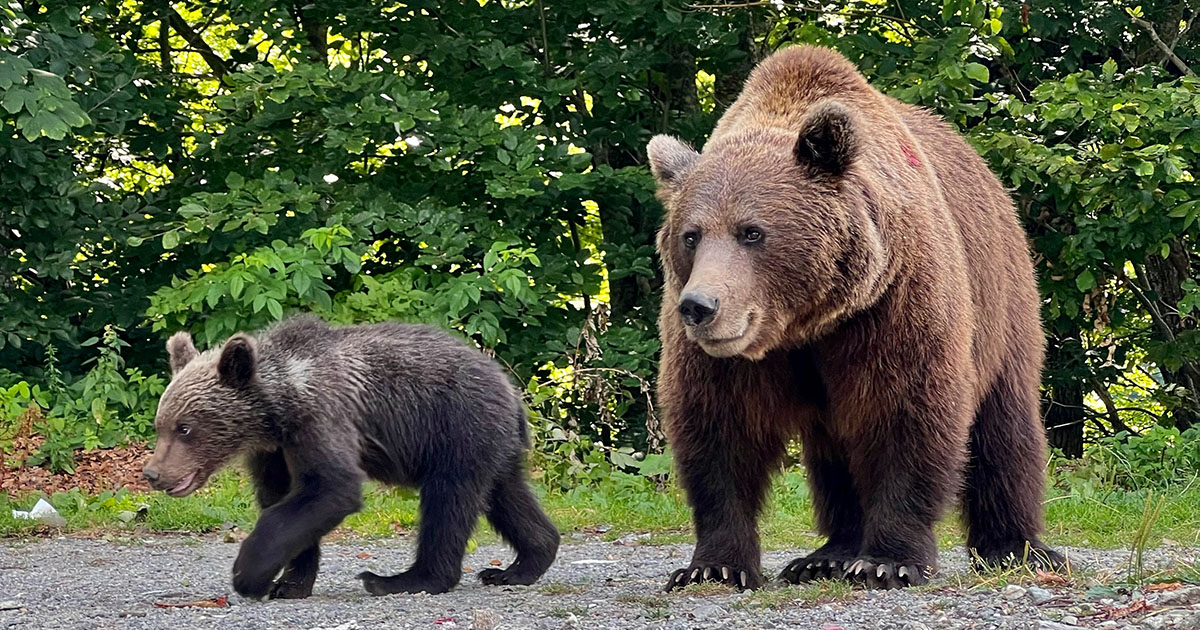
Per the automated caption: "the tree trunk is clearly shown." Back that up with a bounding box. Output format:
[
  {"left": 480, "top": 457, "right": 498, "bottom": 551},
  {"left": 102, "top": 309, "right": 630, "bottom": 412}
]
[
  {"left": 1044, "top": 379, "right": 1085, "bottom": 458},
  {"left": 1142, "top": 245, "right": 1200, "bottom": 430}
]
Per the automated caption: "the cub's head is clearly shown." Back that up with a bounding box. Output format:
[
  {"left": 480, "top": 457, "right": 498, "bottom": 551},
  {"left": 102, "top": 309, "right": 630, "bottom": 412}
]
[
  {"left": 648, "top": 100, "right": 889, "bottom": 360},
  {"left": 142, "top": 331, "right": 264, "bottom": 497}
]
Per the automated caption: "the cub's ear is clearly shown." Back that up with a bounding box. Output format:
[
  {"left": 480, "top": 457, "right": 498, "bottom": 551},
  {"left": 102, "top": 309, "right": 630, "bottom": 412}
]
[
  {"left": 794, "top": 100, "right": 859, "bottom": 176},
  {"left": 647, "top": 135, "right": 700, "bottom": 201},
  {"left": 166, "top": 331, "right": 198, "bottom": 375},
  {"left": 217, "top": 334, "right": 258, "bottom": 389}
]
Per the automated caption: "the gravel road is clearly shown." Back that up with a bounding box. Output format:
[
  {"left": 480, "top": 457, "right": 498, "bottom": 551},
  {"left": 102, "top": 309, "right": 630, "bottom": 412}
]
[{"left": 1, "top": 535, "right": 1197, "bottom": 630}]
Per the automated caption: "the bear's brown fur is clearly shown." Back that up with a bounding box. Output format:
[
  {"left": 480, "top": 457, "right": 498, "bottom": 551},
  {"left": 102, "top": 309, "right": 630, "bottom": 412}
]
[{"left": 647, "top": 45, "right": 1064, "bottom": 591}]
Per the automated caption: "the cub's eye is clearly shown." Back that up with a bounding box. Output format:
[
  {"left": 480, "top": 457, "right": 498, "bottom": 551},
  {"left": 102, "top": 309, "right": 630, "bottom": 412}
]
[
  {"left": 683, "top": 232, "right": 700, "bottom": 250},
  {"left": 742, "top": 227, "right": 763, "bottom": 244},
  {"left": 177, "top": 424, "right": 191, "bottom": 437}
]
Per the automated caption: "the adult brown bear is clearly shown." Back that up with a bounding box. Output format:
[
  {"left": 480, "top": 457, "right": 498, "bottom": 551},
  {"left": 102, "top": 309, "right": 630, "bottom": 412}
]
[{"left": 647, "top": 45, "right": 1065, "bottom": 591}]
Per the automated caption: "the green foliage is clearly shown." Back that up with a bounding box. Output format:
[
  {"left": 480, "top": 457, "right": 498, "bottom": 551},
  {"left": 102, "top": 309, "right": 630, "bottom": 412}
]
[
  {"left": 1, "top": 0, "right": 1198, "bottom": 474},
  {"left": 1057, "top": 426, "right": 1200, "bottom": 491},
  {"left": 5, "top": 328, "right": 165, "bottom": 473}
]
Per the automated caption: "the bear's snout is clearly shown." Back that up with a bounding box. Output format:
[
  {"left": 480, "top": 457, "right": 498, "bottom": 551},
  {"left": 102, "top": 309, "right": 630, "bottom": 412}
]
[{"left": 679, "top": 292, "right": 719, "bottom": 327}]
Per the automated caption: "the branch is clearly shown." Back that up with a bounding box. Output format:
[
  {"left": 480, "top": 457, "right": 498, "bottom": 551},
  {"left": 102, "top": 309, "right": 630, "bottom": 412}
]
[
  {"left": 167, "top": 8, "right": 229, "bottom": 82},
  {"left": 1090, "top": 379, "right": 1139, "bottom": 435},
  {"left": 1130, "top": 14, "right": 1196, "bottom": 76}
]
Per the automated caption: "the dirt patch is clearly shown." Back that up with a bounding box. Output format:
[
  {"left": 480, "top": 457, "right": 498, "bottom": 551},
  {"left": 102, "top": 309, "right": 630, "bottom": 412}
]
[{"left": 1, "top": 435, "right": 152, "bottom": 497}]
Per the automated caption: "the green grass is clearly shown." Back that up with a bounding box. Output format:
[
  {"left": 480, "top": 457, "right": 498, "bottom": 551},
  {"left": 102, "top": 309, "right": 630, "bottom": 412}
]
[{"left": 3, "top": 469, "right": 1199, "bottom": 555}]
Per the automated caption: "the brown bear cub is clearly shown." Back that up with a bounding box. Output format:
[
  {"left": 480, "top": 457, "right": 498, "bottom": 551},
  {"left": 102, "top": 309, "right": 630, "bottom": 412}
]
[
  {"left": 142, "top": 314, "right": 559, "bottom": 598},
  {"left": 647, "top": 45, "right": 1065, "bottom": 591}
]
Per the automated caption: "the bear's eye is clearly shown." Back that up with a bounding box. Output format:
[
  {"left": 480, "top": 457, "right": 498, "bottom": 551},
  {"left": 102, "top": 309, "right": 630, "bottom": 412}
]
[
  {"left": 177, "top": 424, "right": 191, "bottom": 437},
  {"left": 742, "top": 227, "right": 764, "bottom": 244},
  {"left": 682, "top": 232, "right": 700, "bottom": 250}
]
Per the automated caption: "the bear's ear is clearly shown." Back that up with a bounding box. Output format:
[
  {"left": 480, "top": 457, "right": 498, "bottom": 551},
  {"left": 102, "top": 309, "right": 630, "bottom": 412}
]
[
  {"left": 166, "top": 331, "right": 198, "bottom": 375},
  {"left": 647, "top": 135, "right": 700, "bottom": 199},
  {"left": 794, "top": 100, "right": 859, "bottom": 176},
  {"left": 217, "top": 334, "right": 258, "bottom": 389}
]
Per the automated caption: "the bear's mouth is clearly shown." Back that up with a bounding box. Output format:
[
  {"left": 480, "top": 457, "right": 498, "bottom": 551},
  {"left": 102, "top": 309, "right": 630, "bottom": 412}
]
[
  {"left": 167, "top": 470, "right": 201, "bottom": 497},
  {"left": 693, "top": 312, "right": 757, "bottom": 356}
]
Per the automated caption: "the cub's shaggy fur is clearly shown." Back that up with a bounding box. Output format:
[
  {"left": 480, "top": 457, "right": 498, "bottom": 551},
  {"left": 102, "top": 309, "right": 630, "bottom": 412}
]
[
  {"left": 647, "top": 45, "right": 1064, "bottom": 591},
  {"left": 143, "top": 314, "right": 559, "bottom": 598}
]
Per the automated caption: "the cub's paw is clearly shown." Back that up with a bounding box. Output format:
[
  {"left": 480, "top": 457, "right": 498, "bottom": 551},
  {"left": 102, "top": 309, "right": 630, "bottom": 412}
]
[
  {"left": 778, "top": 553, "right": 858, "bottom": 584},
  {"left": 357, "top": 570, "right": 455, "bottom": 596},
  {"left": 841, "top": 557, "right": 931, "bottom": 589},
  {"left": 268, "top": 579, "right": 314, "bottom": 600},
  {"left": 478, "top": 566, "right": 540, "bottom": 587},
  {"left": 232, "top": 567, "right": 277, "bottom": 600},
  {"left": 664, "top": 565, "right": 761, "bottom": 592},
  {"left": 971, "top": 541, "right": 1068, "bottom": 574}
]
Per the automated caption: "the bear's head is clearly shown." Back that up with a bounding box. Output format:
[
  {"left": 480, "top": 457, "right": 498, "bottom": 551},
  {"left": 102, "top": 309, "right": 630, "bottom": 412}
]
[
  {"left": 142, "top": 331, "right": 267, "bottom": 497},
  {"left": 648, "top": 100, "right": 890, "bottom": 360}
]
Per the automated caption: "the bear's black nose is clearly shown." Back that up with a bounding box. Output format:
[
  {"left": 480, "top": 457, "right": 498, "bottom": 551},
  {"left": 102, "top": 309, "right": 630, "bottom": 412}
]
[
  {"left": 142, "top": 468, "right": 160, "bottom": 483},
  {"left": 679, "top": 293, "right": 719, "bottom": 327}
]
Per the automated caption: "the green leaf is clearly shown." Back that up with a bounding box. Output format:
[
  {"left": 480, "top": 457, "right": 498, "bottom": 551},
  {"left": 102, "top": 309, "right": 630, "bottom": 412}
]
[
  {"left": 161, "top": 230, "right": 180, "bottom": 250},
  {"left": 1075, "top": 269, "right": 1096, "bottom": 292},
  {"left": 126, "top": 236, "right": 144, "bottom": 247},
  {"left": 1168, "top": 200, "right": 1199, "bottom": 217},
  {"left": 1134, "top": 161, "right": 1155, "bottom": 177},
  {"left": 1101, "top": 58, "right": 1117, "bottom": 81},
  {"left": 267, "top": 299, "right": 284, "bottom": 320},
  {"left": 964, "top": 63, "right": 989, "bottom": 83},
  {"left": 20, "top": 111, "right": 70, "bottom": 141},
  {"left": 1, "top": 88, "right": 34, "bottom": 114},
  {"left": 226, "top": 172, "right": 245, "bottom": 189},
  {"left": 229, "top": 274, "right": 245, "bottom": 299},
  {"left": 293, "top": 273, "right": 312, "bottom": 296}
]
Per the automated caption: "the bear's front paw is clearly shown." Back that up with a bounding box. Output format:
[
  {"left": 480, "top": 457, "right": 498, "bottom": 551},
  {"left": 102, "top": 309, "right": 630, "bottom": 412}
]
[
  {"left": 232, "top": 546, "right": 284, "bottom": 600},
  {"left": 664, "top": 564, "right": 761, "bottom": 592},
  {"left": 232, "top": 565, "right": 277, "bottom": 599},
  {"left": 268, "top": 578, "right": 314, "bottom": 600},
  {"left": 779, "top": 553, "right": 858, "bottom": 584},
  {"left": 841, "top": 557, "right": 931, "bottom": 589}
]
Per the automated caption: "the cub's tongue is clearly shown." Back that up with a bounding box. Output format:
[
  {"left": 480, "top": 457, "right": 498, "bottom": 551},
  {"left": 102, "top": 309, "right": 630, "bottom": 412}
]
[{"left": 171, "top": 471, "right": 198, "bottom": 494}]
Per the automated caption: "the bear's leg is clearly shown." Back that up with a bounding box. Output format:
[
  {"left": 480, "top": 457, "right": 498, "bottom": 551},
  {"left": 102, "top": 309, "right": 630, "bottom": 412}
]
[
  {"left": 233, "top": 458, "right": 364, "bottom": 599},
  {"left": 478, "top": 464, "right": 560, "bottom": 587},
  {"left": 965, "top": 368, "right": 1066, "bottom": 572},
  {"left": 246, "top": 449, "right": 321, "bottom": 600},
  {"left": 779, "top": 422, "right": 864, "bottom": 583},
  {"left": 358, "top": 475, "right": 484, "bottom": 596},
  {"left": 839, "top": 403, "right": 968, "bottom": 590},
  {"left": 664, "top": 427, "right": 783, "bottom": 591}
]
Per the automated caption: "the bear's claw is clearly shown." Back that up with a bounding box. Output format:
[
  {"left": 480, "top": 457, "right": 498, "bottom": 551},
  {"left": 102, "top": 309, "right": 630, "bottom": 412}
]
[
  {"left": 779, "top": 553, "right": 858, "bottom": 584},
  {"left": 839, "top": 557, "right": 930, "bottom": 589},
  {"left": 664, "top": 564, "right": 760, "bottom": 591},
  {"left": 478, "top": 566, "right": 540, "bottom": 587}
]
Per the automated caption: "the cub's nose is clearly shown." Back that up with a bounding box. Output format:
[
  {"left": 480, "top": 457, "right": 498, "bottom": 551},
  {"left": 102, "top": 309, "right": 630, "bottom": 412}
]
[
  {"left": 678, "top": 292, "right": 719, "bottom": 327},
  {"left": 142, "top": 468, "right": 160, "bottom": 483}
]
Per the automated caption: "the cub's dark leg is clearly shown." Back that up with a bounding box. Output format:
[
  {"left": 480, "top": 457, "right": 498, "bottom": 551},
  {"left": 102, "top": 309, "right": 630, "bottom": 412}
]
[
  {"left": 233, "top": 453, "right": 364, "bottom": 599},
  {"left": 478, "top": 462, "right": 560, "bottom": 586},
  {"left": 358, "top": 474, "right": 486, "bottom": 595},
  {"left": 246, "top": 449, "right": 321, "bottom": 599},
  {"left": 965, "top": 364, "right": 1066, "bottom": 572},
  {"left": 779, "top": 420, "right": 864, "bottom": 584},
  {"left": 664, "top": 419, "right": 784, "bottom": 592}
]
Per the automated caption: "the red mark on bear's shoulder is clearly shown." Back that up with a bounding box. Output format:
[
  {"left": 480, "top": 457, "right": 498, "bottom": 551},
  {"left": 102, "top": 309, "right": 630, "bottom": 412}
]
[{"left": 900, "top": 143, "right": 921, "bottom": 167}]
